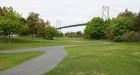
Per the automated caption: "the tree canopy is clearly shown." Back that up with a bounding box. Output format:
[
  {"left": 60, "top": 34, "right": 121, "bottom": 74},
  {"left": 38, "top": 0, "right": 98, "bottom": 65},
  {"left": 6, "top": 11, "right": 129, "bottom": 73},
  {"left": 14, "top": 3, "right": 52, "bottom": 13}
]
[
  {"left": 0, "top": 7, "right": 22, "bottom": 36},
  {"left": 84, "top": 17, "right": 106, "bottom": 39},
  {"left": 84, "top": 9, "right": 140, "bottom": 41},
  {"left": 0, "top": 6, "right": 59, "bottom": 41}
]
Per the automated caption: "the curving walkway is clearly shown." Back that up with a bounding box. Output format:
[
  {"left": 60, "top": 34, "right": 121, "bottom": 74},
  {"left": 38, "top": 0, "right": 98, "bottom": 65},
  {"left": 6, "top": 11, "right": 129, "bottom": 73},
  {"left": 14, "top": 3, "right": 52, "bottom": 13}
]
[
  {"left": 0, "top": 46, "right": 68, "bottom": 75},
  {"left": 0, "top": 42, "right": 111, "bottom": 75}
]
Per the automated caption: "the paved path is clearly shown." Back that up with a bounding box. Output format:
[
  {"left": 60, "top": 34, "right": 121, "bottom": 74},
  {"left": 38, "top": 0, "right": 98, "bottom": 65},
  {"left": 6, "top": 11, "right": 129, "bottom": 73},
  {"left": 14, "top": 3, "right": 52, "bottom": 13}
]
[
  {"left": 0, "top": 42, "right": 111, "bottom": 75},
  {"left": 0, "top": 46, "right": 68, "bottom": 75}
]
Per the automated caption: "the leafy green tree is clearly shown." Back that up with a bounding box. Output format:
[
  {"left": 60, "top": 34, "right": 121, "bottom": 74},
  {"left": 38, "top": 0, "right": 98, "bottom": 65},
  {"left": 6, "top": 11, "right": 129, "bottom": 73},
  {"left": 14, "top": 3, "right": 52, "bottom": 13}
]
[
  {"left": 19, "top": 23, "right": 29, "bottom": 36},
  {"left": 55, "top": 31, "right": 63, "bottom": 38},
  {"left": 19, "top": 17, "right": 29, "bottom": 36},
  {"left": 84, "top": 17, "right": 106, "bottom": 39},
  {"left": 104, "top": 19, "right": 113, "bottom": 39},
  {"left": 132, "top": 12, "right": 140, "bottom": 31},
  {"left": 58, "top": 32, "right": 63, "bottom": 37},
  {"left": 26, "top": 12, "right": 39, "bottom": 36},
  {"left": 45, "top": 26, "right": 58, "bottom": 40},
  {"left": 65, "top": 32, "right": 77, "bottom": 38},
  {"left": 118, "top": 9, "right": 135, "bottom": 18},
  {"left": 117, "top": 9, "right": 140, "bottom": 31},
  {"left": 111, "top": 17, "right": 133, "bottom": 41},
  {"left": 76, "top": 31, "right": 83, "bottom": 37},
  {"left": 0, "top": 7, "right": 22, "bottom": 43},
  {"left": 36, "top": 19, "right": 47, "bottom": 37}
]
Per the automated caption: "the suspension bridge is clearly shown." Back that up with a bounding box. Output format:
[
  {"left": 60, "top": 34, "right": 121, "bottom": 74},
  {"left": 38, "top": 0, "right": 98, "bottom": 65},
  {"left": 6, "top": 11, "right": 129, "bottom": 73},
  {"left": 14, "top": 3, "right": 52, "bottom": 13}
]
[{"left": 56, "top": 6, "right": 110, "bottom": 30}]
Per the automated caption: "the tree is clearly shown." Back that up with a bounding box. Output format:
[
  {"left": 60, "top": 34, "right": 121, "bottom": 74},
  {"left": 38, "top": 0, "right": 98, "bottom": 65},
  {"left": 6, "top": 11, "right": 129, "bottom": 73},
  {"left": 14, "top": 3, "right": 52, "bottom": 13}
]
[
  {"left": 55, "top": 31, "right": 63, "bottom": 38},
  {"left": 26, "top": 12, "right": 39, "bottom": 36},
  {"left": 111, "top": 17, "right": 133, "bottom": 41},
  {"left": 0, "top": 6, "right": 61, "bottom": 41},
  {"left": 132, "top": 12, "right": 140, "bottom": 31},
  {"left": 19, "top": 17, "right": 28, "bottom": 36},
  {"left": 45, "top": 26, "right": 58, "bottom": 40},
  {"left": 76, "top": 31, "right": 83, "bottom": 37},
  {"left": 0, "top": 6, "right": 22, "bottom": 43},
  {"left": 84, "top": 17, "right": 106, "bottom": 39},
  {"left": 104, "top": 19, "right": 113, "bottom": 39},
  {"left": 58, "top": 32, "right": 63, "bottom": 37},
  {"left": 118, "top": 9, "right": 135, "bottom": 18},
  {"left": 36, "top": 19, "right": 47, "bottom": 37}
]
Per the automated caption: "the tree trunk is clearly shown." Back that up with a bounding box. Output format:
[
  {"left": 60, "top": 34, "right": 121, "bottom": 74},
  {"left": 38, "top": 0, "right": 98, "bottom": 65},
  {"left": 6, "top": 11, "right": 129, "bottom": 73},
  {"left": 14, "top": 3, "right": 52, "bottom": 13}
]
[
  {"left": 41, "top": 36, "right": 43, "bottom": 47},
  {"left": 8, "top": 32, "right": 11, "bottom": 44}
]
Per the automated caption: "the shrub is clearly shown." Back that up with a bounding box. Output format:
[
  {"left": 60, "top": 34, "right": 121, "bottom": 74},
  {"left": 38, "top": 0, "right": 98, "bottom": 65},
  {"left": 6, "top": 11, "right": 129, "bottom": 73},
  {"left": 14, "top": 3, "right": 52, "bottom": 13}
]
[{"left": 121, "top": 31, "right": 140, "bottom": 41}]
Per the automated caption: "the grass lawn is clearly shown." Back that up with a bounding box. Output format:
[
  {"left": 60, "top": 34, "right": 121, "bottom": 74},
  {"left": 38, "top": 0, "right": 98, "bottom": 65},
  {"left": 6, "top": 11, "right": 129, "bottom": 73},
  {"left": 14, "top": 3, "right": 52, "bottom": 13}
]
[
  {"left": 0, "top": 37, "right": 107, "bottom": 71},
  {"left": 46, "top": 42, "right": 140, "bottom": 75},
  {"left": 1, "top": 37, "right": 140, "bottom": 75},
  {"left": 0, "top": 37, "right": 106, "bottom": 50},
  {"left": 0, "top": 51, "right": 43, "bottom": 71}
]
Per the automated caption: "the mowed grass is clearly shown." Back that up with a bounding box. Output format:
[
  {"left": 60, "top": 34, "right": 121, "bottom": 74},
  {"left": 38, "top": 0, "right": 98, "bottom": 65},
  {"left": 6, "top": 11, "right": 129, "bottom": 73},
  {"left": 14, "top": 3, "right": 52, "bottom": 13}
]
[
  {"left": 0, "top": 37, "right": 107, "bottom": 71},
  {"left": 1, "top": 37, "right": 140, "bottom": 75},
  {"left": 0, "top": 37, "right": 107, "bottom": 50},
  {"left": 0, "top": 37, "right": 108, "bottom": 71},
  {"left": 46, "top": 42, "right": 140, "bottom": 75},
  {"left": 0, "top": 51, "right": 43, "bottom": 71}
]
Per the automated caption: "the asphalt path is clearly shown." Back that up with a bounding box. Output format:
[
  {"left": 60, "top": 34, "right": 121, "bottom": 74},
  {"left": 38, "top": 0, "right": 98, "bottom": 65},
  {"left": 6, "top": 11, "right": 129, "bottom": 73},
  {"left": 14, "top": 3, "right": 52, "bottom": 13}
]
[{"left": 0, "top": 46, "right": 67, "bottom": 75}]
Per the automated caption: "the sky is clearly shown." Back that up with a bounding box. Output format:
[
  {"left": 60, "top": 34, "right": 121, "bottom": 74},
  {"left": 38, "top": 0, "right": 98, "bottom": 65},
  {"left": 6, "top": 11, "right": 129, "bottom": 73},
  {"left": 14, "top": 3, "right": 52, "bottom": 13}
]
[{"left": 0, "top": 0, "right": 140, "bottom": 33}]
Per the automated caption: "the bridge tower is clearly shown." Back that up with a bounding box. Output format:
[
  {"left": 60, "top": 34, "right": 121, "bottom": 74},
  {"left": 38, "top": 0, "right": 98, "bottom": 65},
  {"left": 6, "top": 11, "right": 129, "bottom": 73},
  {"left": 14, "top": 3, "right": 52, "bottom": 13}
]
[{"left": 102, "top": 6, "right": 110, "bottom": 20}]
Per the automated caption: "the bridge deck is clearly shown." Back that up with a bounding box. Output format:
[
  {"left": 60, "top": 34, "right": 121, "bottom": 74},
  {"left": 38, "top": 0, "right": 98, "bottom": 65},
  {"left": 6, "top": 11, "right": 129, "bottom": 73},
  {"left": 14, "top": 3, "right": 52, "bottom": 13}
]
[{"left": 57, "top": 23, "right": 87, "bottom": 29}]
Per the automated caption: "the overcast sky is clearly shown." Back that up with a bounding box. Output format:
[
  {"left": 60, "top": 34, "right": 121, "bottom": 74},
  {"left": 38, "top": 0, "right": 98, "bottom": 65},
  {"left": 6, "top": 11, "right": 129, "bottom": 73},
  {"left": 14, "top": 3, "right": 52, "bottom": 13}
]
[{"left": 0, "top": 0, "right": 140, "bottom": 33}]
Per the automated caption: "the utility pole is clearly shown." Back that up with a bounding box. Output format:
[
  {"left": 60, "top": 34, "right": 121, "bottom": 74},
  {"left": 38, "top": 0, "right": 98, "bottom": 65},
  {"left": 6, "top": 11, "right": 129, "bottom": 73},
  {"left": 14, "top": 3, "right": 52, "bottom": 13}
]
[{"left": 102, "top": 6, "right": 110, "bottom": 20}]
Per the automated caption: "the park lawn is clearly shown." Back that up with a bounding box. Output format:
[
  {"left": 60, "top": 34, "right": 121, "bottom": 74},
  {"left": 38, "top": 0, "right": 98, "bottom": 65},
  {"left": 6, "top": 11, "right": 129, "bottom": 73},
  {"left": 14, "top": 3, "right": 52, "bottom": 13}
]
[
  {"left": 0, "top": 51, "right": 43, "bottom": 71},
  {"left": 0, "top": 37, "right": 108, "bottom": 50},
  {"left": 46, "top": 42, "right": 140, "bottom": 75}
]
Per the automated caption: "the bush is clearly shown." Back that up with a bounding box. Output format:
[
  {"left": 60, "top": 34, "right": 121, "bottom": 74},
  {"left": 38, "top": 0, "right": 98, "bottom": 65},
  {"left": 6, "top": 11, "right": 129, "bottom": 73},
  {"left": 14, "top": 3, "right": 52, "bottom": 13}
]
[
  {"left": 113, "top": 36, "right": 123, "bottom": 42},
  {"left": 121, "top": 31, "right": 140, "bottom": 41}
]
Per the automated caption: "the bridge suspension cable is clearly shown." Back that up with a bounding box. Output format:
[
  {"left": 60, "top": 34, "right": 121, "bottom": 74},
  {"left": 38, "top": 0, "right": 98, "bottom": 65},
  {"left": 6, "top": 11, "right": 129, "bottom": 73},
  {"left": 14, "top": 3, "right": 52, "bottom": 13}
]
[{"left": 56, "top": 6, "right": 114, "bottom": 30}]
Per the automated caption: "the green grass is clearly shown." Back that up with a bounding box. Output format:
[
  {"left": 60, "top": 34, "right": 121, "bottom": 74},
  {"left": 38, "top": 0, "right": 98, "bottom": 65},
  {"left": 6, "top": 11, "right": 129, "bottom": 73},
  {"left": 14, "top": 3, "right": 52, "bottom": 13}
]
[
  {"left": 46, "top": 42, "right": 140, "bottom": 75},
  {"left": 0, "top": 37, "right": 108, "bottom": 50},
  {"left": 1, "top": 37, "right": 140, "bottom": 75},
  {"left": 0, "top": 51, "right": 43, "bottom": 71}
]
